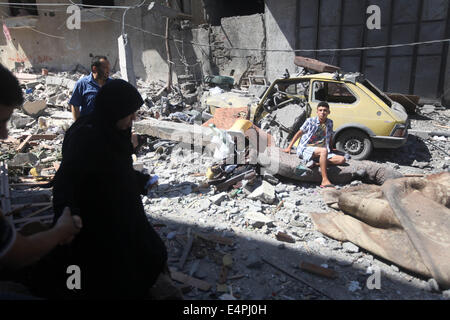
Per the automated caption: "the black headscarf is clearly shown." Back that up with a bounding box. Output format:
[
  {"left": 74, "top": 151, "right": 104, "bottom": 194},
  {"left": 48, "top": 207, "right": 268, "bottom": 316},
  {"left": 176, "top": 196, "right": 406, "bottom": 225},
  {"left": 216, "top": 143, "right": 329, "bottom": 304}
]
[{"left": 92, "top": 79, "right": 143, "bottom": 125}]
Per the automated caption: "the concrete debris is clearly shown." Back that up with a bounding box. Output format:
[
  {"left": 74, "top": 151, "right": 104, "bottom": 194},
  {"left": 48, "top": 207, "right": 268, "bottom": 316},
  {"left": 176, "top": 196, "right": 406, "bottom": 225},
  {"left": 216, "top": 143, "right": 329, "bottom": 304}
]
[
  {"left": 427, "top": 278, "right": 440, "bottom": 293},
  {"left": 248, "top": 180, "right": 276, "bottom": 204},
  {"left": 348, "top": 281, "right": 362, "bottom": 292},
  {"left": 22, "top": 100, "right": 47, "bottom": 118},
  {"left": 342, "top": 242, "right": 359, "bottom": 253},
  {"left": 244, "top": 211, "right": 274, "bottom": 229},
  {"left": 443, "top": 289, "right": 450, "bottom": 300},
  {"left": 245, "top": 252, "right": 263, "bottom": 269},
  {"left": 10, "top": 113, "right": 35, "bottom": 129},
  {"left": 299, "top": 261, "right": 338, "bottom": 279},
  {"left": 45, "top": 76, "right": 77, "bottom": 91},
  {"left": 210, "top": 192, "right": 227, "bottom": 205},
  {"left": 3, "top": 67, "right": 448, "bottom": 301},
  {"left": 420, "top": 104, "right": 436, "bottom": 114},
  {"left": 8, "top": 153, "right": 39, "bottom": 167}
]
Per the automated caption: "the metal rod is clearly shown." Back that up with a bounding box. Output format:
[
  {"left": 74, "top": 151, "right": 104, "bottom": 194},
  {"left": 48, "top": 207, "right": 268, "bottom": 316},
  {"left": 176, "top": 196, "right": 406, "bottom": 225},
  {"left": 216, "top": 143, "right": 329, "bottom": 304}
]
[{"left": 261, "top": 257, "right": 334, "bottom": 300}]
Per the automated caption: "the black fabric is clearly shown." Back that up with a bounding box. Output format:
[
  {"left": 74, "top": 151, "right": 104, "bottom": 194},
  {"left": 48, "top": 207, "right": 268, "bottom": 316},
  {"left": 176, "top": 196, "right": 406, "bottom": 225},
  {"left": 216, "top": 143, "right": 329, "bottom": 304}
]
[
  {"left": 30, "top": 80, "right": 167, "bottom": 299},
  {"left": 0, "top": 216, "right": 15, "bottom": 260}
]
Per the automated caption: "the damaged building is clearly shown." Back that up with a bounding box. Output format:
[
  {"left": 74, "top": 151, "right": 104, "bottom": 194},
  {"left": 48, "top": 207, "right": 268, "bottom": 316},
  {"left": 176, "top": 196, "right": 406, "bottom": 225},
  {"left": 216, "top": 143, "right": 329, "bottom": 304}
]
[
  {"left": 1, "top": 0, "right": 450, "bottom": 302},
  {"left": 1, "top": 0, "right": 449, "bottom": 105}
]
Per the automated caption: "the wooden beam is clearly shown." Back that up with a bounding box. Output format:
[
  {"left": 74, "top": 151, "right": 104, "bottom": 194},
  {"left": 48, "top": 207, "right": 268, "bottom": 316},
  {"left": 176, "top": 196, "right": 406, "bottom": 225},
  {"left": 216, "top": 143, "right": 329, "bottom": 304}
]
[
  {"left": 261, "top": 257, "right": 334, "bottom": 300},
  {"left": 16, "top": 135, "right": 33, "bottom": 153},
  {"left": 299, "top": 261, "right": 338, "bottom": 279},
  {"left": 169, "top": 269, "right": 212, "bottom": 291}
]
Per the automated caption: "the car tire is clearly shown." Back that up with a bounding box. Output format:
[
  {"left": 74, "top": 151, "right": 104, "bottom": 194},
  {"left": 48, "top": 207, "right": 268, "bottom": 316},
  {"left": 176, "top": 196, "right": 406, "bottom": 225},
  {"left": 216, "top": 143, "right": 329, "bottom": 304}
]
[{"left": 335, "top": 129, "right": 373, "bottom": 160}]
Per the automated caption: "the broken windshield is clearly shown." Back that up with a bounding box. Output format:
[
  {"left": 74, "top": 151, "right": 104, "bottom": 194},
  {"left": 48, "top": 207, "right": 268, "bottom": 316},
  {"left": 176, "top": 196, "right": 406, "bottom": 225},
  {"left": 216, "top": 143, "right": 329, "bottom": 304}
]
[{"left": 362, "top": 79, "right": 392, "bottom": 107}]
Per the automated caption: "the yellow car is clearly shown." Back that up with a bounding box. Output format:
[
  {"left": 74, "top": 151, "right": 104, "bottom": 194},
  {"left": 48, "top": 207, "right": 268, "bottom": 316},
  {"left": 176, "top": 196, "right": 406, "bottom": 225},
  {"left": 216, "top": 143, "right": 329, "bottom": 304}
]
[{"left": 202, "top": 72, "right": 409, "bottom": 160}]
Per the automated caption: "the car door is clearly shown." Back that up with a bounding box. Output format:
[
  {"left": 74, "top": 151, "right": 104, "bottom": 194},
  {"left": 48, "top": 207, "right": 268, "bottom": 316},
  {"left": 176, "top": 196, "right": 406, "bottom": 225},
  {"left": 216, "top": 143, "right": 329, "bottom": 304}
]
[{"left": 309, "top": 80, "right": 359, "bottom": 130}]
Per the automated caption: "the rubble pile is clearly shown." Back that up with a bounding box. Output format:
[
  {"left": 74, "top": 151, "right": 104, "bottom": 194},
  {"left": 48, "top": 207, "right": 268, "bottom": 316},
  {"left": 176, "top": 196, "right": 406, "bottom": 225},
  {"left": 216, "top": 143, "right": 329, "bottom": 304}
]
[{"left": 2, "top": 70, "right": 450, "bottom": 300}]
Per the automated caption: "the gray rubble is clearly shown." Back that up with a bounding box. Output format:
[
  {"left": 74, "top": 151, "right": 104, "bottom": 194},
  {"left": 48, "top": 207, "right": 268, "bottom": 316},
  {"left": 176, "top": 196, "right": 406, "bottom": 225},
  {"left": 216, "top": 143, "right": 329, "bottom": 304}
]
[{"left": 2, "top": 70, "right": 449, "bottom": 301}]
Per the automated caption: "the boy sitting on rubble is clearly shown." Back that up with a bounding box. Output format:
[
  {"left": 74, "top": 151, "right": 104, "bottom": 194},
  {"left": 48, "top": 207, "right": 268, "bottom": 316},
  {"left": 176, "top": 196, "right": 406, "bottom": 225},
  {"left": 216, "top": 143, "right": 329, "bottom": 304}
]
[{"left": 282, "top": 101, "right": 346, "bottom": 188}]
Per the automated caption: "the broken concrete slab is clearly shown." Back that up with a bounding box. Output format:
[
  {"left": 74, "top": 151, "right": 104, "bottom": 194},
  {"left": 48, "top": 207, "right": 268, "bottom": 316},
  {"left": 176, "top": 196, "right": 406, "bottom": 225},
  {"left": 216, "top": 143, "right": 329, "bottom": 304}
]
[
  {"left": 38, "top": 117, "right": 73, "bottom": 132},
  {"left": 248, "top": 180, "right": 276, "bottom": 204},
  {"left": 22, "top": 100, "right": 47, "bottom": 118},
  {"left": 420, "top": 104, "right": 436, "bottom": 114},
  {"left": 343, "top": 242, "right": 359, "bottom": 253},
  {"left": 45, "top": 76, "right": 76, "bottom": 91},
  {"left": 210, "top": 192, "right": 227, "bottom": 205},
  {"left": 10, "top": 113, "right": 34, "bottom": 129},
  {"left": 244, "top": 211, "right": 274, "bottom": 228},
  {"left": 196, "top": 199, "right": 211, "bottom": 213},
  {"left": 134, "top": 118, "right": 245, "bottom": 150},
  {"left": 8, "top": 153, "right": 39, "bottom": 167}
]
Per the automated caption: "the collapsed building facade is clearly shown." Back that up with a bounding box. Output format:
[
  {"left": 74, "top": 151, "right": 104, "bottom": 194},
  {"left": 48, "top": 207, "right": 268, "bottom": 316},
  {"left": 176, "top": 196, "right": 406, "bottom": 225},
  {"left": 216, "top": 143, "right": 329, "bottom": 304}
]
[{"left": 1, "top": 0, "right": 449, "bottom": 105}]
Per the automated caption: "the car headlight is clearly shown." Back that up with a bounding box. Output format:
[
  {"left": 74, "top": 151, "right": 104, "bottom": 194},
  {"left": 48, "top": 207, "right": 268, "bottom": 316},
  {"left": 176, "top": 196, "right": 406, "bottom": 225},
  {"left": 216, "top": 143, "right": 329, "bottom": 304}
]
[{"left": 391, "top": 124, "right": 407, "bottom": 137}]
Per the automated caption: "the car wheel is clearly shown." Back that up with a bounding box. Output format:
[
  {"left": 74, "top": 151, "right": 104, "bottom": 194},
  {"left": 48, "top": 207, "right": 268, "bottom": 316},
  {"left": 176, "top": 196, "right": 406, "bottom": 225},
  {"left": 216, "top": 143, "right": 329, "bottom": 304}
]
[{"left": 335, "top": 129, "right": 373, "bottom": 160}]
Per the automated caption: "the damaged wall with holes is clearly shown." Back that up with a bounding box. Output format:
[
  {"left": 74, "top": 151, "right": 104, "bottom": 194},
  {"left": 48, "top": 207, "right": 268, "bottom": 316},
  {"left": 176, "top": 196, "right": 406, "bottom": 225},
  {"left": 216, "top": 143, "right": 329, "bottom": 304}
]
[
  {"left": 0, "top": 0, "right": 208, "bottom": 82},
  {"left": 2, "top": 0, "right": 448, "bottom": 106},
  {"left": 0, "top": 0, "right": 148, "bottom": 77},
  {"left": 0, "top": 0, "right": 267, "bottom": 87},
  {"left": 187, "top": 14, "right": 266, "bottom": 87}
]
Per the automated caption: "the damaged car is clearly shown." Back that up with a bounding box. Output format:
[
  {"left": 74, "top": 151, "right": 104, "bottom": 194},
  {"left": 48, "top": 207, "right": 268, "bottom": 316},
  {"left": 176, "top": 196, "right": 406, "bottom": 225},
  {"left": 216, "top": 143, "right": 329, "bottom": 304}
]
[{"left": 201, "top": 60, "right": 409, "bottom": 160}]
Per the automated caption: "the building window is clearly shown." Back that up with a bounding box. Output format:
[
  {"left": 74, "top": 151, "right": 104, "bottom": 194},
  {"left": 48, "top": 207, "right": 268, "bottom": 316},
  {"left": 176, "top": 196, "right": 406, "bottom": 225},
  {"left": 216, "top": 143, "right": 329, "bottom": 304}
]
[{"left": 9, "top": 0, "right": 38, "bottom": 17}]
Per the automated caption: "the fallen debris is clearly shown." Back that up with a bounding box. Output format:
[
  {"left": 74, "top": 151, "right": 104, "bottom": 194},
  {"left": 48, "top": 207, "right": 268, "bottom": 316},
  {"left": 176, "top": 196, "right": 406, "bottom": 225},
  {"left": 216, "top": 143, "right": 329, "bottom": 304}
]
[
  {"left": 299, "top": 261, "right": 338, "bottom": 279},
  {"left": 311, "top": 172, "right": 450, "bottom": 289},
  {"left": 261, "top": 257, "right": 334, "bottom": 300},
  {"left": 275, "top": 232, "right": 295, "bottom": 244},
  {"left": 169, "top": 268, "right": 212, "bottom": 291}
]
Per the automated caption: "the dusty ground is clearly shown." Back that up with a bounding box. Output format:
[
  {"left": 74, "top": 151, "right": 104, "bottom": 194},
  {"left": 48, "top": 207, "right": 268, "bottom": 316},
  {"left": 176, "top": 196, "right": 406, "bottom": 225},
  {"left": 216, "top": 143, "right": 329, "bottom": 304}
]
[
  {"left": 136, "top": 109, "right": 450, "bottom": 301},
  {"left": 3, "top": 72, "right": 449, "bottom": 300}
]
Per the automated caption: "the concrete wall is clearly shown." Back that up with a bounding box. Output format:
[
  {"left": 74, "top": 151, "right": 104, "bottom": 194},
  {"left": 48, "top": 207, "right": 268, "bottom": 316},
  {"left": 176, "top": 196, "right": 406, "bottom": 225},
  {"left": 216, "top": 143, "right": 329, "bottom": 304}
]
[
  {"left": 264, "top": 0, "right": 450, "bottom": 102},
  {"left": 0, "top": 0, "right": 204, "bottom": 82},
  {"left": 2, "top": 0, "right": 448, "bottom": 104},
  {"left": 264, "top": 0, "right": 297, "bottom": 82},
  {"left": 209, "top": 14, "right": 266, "bottom": 84}
]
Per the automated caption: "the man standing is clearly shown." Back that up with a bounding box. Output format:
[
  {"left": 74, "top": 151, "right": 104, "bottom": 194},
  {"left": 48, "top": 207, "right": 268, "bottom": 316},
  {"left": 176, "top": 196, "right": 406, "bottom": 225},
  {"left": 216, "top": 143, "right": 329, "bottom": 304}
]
[
  {"left": 282, "top": 101, "right": 346, "bottom": 188},
  {"left": 69, "top": 55, "right": 111, "bottom": 120}
]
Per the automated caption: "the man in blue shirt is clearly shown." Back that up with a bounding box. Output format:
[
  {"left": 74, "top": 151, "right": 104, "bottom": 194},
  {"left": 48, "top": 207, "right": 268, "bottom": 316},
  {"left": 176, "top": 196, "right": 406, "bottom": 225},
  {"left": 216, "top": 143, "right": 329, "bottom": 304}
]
[
  {"left": 69, "top": 56, "right": 111, "bottom": 120},
  {"left": 282, "top": 101, "right": 346, "bottom": 188}
]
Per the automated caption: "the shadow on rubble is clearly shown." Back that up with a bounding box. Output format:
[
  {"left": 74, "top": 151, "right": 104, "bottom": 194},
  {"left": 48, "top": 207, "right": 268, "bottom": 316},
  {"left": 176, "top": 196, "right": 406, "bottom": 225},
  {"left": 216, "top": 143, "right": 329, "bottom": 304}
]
[
  {"left": 153, "top": 182, "right": 200, "bottom": 199},
  {"left": 369, "top": 135, "right": 432, "bottom": 166},
  {"left": 8, "top": 185, "right": 443, "bottom": 300},
  {"left": 148, "top": 213, "right": 442, "bottom": 300}
]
